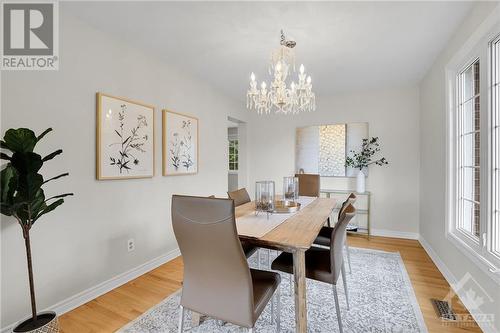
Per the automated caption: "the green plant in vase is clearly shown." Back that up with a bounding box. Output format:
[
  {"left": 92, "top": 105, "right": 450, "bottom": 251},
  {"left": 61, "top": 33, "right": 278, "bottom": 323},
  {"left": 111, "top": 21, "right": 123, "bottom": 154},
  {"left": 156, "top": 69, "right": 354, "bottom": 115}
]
[
  {"left": 345, "top": 136, "right": 388, "bottom": 193},
  {"left": 1, "top": 128, "right": 73, "bottom": 333}
]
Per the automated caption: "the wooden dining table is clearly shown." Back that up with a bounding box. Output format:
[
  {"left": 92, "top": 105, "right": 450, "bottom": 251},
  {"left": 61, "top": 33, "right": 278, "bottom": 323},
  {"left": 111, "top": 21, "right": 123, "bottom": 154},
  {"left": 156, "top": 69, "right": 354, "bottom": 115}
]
[{"left": 235, "top": 197, "right": 336, "bottom": 333}]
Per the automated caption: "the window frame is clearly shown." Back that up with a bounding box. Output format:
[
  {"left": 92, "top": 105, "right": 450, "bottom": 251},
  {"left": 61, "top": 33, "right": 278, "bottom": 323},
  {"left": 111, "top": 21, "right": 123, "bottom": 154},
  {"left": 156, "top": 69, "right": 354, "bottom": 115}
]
[
  {"left": 456, "top": 58, "right": 481, "bottom": 241},
  {"left": 228, "top": 138, "right": 239, "bottom": 172},
  {"left": 488, "top": 35, "right": 500, "bottom": 262},
  {"left": 445, "top": 19, "right": 500, "bottom": 282}
]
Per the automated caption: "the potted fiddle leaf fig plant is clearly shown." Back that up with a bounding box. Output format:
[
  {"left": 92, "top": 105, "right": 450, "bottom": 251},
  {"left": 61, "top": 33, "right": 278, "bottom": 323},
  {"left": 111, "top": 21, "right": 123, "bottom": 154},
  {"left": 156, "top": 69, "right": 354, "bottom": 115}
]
[
  {"left": 1, "top": 128, "right": 73, "bottom": 333},
  {"left": 345, "top": 136, "right": 388, "bottom": 193}
]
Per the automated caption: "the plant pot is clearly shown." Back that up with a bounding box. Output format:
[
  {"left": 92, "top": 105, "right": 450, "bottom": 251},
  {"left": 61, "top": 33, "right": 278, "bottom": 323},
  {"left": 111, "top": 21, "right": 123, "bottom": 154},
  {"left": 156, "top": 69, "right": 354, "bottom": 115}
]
[
  {"left": 356, "top": 169, "right": 366, "bottom": 193},
  {"left": 13, "top": 312, "right": 59, "bottom": 333}
]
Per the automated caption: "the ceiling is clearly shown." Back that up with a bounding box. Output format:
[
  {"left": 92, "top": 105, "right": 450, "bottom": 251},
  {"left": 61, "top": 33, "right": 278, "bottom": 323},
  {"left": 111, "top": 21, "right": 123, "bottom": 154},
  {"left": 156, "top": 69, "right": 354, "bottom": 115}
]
[{"left": 65, "top": 1, "right": 475, "bottom": 102}]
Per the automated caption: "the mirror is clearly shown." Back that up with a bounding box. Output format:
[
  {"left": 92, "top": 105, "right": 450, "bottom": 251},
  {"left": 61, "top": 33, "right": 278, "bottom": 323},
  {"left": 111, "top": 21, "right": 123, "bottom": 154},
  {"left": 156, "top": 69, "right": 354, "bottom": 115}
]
[{"left": 295, "top": 122, "right": 368, "bottom": 177}]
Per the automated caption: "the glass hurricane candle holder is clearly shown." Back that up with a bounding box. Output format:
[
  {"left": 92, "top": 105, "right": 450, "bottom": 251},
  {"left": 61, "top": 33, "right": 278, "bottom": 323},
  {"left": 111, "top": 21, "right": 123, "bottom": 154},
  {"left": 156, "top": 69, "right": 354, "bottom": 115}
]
[
  {"left": 283, "top": 176, "right": 299, "bottom": 202},
  {"left": 255, "top": 180, "right": 275, "bottom": 215}
]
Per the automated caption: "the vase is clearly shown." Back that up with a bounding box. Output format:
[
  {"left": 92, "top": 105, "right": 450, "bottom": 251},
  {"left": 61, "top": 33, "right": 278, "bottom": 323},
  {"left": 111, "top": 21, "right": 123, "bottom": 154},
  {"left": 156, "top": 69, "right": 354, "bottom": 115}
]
[
  {"left": 356, "top": 169, "right": 365, "bottom": 193},
  {"left": 13, "top": 311, "right": 59, "bottom": 333},
  {"left": 255, "top": 180, "right": 275, "bottom": 214},
  {"left": 283, "top": 176, "right": 299, "bottom": 202}
]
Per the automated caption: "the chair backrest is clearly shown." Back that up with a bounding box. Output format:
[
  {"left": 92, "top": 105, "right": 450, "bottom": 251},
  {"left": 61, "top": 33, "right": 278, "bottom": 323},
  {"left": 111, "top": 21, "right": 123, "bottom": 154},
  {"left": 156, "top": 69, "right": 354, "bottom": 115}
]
[
  {"left": 227, "top": 188, "right": 251, "bottom": 207},
  {"left": 295, "top": 173, "right": 320, "bottom": 197},
  {"left": 330, "top": 204, "right": 356, "bottom": 281},
  {"left": 171, "top": 195, "right": 254, "bottom": 327},
  {"left": 336, "top": 193, "right": 357, "bottom": 221}
]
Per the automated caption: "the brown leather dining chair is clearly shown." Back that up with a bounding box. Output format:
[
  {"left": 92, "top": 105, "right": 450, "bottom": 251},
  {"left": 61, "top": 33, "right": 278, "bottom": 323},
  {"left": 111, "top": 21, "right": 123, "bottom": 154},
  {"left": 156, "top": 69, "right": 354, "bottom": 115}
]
[
  {"left": 227, "top": 188, "right": 252, "bottom": 207},
  {"left": 271, "top": 204, "right": 356, "bottom": 333},
  {"left": 314, "top": 193, "right": 356, "bottom": 273},
  {"left": 172, "top": 195, "right": 281, "bottom": 333},
  {"left": 295, "top": 173, "right": 320, "bottom": 197}
]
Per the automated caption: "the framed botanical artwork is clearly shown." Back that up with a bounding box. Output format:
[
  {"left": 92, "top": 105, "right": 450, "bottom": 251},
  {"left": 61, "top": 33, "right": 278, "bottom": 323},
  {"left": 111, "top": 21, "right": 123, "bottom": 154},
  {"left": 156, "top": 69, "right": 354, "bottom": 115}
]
[
  {"left": 162, "top": 110, "right": 199, "bottom": 176},
  {"left": 96, "top": 93, "right": 155, "bottom": 180}
]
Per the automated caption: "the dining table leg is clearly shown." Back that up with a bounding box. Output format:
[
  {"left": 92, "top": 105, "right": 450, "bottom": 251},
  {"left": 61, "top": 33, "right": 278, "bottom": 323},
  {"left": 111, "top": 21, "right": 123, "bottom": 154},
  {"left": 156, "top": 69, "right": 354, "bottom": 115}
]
[{"left": 293, "top": 249, "right": 307, "bottom": 333}]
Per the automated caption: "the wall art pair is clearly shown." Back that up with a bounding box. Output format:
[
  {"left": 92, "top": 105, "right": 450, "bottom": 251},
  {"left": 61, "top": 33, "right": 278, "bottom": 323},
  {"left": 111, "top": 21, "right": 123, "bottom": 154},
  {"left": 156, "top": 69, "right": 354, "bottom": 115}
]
[{"left": 96, "top": 92, "right": 198, "bottom": 180}]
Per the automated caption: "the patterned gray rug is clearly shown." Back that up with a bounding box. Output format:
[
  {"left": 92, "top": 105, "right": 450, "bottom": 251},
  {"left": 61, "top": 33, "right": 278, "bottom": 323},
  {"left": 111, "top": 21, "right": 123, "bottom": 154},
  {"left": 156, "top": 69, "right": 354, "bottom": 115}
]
[{"left": 118, "top": 247, "right": 428, "bottom": 332}]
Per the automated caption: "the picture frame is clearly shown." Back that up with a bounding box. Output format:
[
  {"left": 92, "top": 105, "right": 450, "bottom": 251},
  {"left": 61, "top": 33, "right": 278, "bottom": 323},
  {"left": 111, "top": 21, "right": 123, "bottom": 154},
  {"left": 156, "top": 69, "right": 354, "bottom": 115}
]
[
  {"left": 162, "top": 110, "right": 199, "bottom": 176},
  {"left": 96, "top": 92, "right": 155, "bottom": 180}
]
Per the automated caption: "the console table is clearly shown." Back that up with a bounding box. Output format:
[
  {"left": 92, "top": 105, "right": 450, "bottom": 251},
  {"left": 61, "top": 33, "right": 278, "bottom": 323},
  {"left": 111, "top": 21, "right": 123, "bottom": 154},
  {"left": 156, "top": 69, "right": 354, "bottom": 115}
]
[{"left": 320, "top": 189, "right": 371, "bottom": 238}]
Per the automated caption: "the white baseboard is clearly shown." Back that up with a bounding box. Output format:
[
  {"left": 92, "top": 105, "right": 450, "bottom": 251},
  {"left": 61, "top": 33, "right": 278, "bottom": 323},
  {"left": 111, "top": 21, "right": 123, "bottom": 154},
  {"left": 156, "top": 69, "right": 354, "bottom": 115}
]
[
  {"left": 1, "top": 248, "right": 181, "bottom": 333},
  {"left": 370, "top": 228, "right": 419, "bottom": 240},
  {"left": 419, "top": 236, "right": 498, "bottom": 333}
]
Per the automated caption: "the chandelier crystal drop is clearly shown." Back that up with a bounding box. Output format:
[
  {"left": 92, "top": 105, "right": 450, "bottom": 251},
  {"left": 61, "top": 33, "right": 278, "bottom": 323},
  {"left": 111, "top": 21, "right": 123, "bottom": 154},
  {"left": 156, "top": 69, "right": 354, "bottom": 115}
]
[{"left": 246, "top": 30, "right": 316, "bottom": 115}]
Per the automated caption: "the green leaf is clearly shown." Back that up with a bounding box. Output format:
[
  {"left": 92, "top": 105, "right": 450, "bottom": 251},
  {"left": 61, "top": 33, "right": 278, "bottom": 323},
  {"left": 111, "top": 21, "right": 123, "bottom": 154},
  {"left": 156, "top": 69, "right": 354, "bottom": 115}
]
[
  {"left": 3, "top": 128, "right": 37, "bottom": 153},
  {"left": 10, "top": 152, "right": 43, "bottom": 174},
  {"left": 17, "top": 172, "right": 43, "bottom": 202},
  {"left": 33, "top": 198, "right": 65, "bottom": 223},
  {"left": 36, "top": 128, "right": 53, "bottom": 142},
  {"left": 0, "top": 166, "right": 18, "bottom": 215},
  {"left": 42, "top": 149, "right": 62, "bottom": 162},
  {"left": 0, "top": 140, "right": 8, "bottom": 150},
  {"left": 30, "top": 188, "right": 47, "bottom": 218},
  {"left": 45, "top": 193, "right": 73, "bottom": 201},
  {"left": 0, "top": 152, "right": 11, "bottom": 160},
  {"left": 43, "top": 172, "right": 69, "bottom": 184}
]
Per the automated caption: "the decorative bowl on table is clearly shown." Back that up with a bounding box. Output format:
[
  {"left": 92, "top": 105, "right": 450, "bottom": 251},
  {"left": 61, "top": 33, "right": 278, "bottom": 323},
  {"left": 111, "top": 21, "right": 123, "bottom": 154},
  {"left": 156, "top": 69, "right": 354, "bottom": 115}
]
[{"left": 273, "top": 200, "right": 301, "bottom": 214}]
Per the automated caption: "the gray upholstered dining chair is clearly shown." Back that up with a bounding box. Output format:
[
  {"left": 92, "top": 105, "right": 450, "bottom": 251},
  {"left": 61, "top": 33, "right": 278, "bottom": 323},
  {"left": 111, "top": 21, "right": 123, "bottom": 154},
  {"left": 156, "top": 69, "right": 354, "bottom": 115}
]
[
  {"left": 271, "top": 204, "right": 356, "bottom": 333},
  {"left": 227, "top": 188, "right": 252, "bottom": 207},
  {"left": 228, "top": 187, "right": 268, "bottom": 268},
  {"left": 209, "top": 194, "right": 257, "bottom": 259},
  {"left": 314, "top": 193, "right": 356, "bottom": 273},
  {"left": 295, "top": 173, "right": 320, "bottom": 197},
  {"left": 172, "top": 195, "right": 281, "bottom": 333}
]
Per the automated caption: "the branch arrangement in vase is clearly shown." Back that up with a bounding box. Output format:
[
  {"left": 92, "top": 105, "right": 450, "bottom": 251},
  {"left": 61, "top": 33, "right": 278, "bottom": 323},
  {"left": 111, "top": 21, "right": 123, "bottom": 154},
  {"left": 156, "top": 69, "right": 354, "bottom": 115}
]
[
  {"left": 345, "top": 137, "right": 388, "bottom": 170},
  {"left": 1, "top": 128, "right": 73, "bottom": 332},
  {"left": 345, "top": 137, "right": 388, "bottom": 193}
]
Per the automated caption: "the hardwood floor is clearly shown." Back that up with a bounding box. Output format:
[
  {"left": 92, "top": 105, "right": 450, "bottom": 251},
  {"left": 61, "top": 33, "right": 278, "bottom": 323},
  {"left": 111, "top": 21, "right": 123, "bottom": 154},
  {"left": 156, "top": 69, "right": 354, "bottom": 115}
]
[{"left": 59, "top": 236, "right": 482, "bottom": 332}]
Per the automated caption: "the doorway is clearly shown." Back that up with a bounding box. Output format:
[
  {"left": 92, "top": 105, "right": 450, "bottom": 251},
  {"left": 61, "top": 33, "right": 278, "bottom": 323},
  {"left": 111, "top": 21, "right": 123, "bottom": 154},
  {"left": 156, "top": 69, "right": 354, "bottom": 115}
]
[{"left": 227, "top": 116, "right": 247, "bottom": 193}]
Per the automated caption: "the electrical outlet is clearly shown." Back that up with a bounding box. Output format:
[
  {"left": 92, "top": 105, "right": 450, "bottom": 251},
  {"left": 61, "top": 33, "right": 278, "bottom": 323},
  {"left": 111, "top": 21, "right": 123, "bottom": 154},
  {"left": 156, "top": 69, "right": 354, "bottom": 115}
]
[{"left": 127, "top": 239, "right": 135, "bottom": 252}]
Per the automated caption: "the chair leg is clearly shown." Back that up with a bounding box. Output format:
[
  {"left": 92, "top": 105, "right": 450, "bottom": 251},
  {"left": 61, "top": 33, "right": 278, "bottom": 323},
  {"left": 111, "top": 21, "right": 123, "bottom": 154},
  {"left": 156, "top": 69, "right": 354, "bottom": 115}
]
[
  {"left": 270, "top": 289, "right": 274, "bottom": 324},
  {"left": 267, "top": 249, "right": 271, "bottom": 269},
  {"left": 288, "top": 273, "right": 293, "bottom": 295},
  {"left": 248, "top": 329, "right": 253, "bottom": 333},
  {"left": 178, "top": 305, "right": 185, "bottom": 333},
  {"left": 332, "top": 285, "right": 344, "bottom": 333},
  {"left": 258, "top": 249, "right": 262, "bottom": 269},
  {"left": 345, "top": 240, "right": 352, "bottom": 274},
  {"left": 276, "top": 285, "right": 281, "bottom": 332},
  {"left": 341, "top": 261, "right": 350, "bottom": 310}
]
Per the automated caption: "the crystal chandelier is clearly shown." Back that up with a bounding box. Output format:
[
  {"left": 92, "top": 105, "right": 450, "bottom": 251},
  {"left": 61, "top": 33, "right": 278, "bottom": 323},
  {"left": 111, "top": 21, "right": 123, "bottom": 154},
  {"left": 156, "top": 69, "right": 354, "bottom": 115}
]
[{"left": 246, "top": 30, "right": 316, "bottom": 115}]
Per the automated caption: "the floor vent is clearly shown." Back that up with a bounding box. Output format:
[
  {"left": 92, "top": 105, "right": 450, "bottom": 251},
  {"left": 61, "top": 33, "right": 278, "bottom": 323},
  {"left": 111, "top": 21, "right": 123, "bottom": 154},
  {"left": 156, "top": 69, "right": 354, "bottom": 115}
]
[{"left": 431, "top": 299, "right": 457, "bottom": 320}]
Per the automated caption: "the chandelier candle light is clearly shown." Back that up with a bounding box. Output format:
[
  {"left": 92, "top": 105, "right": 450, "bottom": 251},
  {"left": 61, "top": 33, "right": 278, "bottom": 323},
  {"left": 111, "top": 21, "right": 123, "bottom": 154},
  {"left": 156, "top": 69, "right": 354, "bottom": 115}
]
[{"left": 247, "top": 30, "right": 316, "bottom": 115}]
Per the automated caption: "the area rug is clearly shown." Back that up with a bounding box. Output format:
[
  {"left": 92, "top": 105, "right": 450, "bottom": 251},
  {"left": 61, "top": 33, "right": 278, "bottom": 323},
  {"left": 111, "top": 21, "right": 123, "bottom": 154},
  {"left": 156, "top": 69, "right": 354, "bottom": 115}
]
[{"left": 118, "top": 248, "right": 428, "bottom": 332}]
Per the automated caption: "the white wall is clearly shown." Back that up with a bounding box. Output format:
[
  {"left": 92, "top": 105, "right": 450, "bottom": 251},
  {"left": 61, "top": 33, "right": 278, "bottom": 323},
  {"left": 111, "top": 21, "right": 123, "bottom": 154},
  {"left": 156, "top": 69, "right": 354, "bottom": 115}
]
[
  {"left": 419, "top": 2, "right": 500, "bottom": 332},
  {"left": 247, "top": 86, "right": 421, "bottom": 237},
  {"left": 0, "top": 9, "right": 247, "bottom": 328}
]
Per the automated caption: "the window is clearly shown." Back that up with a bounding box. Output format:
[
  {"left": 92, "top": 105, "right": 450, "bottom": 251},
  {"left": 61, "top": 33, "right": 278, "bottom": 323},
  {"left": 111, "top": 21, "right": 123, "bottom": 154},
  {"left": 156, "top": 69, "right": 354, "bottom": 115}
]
[
  {"left": 228, "top": 139, "right": 238, "bottom": 171},
  {"left": 491, "top": 36, "right": 500, "bottom": 258},
  {"left": 457, "top": 59, "right": 481, "bottom": 239},
  {"left": 447, "top": 27, "right": 500, "bottom": 276}
]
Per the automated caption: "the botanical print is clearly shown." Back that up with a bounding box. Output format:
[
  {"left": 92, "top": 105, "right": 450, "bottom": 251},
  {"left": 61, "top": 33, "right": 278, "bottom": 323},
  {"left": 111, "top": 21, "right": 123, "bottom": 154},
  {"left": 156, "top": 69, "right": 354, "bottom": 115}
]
[
  {"left": 97, "top": 93, "right": 155, "bottom": 179},
  {"left": 109, "top": 104, "right": 149, "bottom": 173},
  {"left": 163, "top": 110, "right": 198, "bottom": 175}
]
